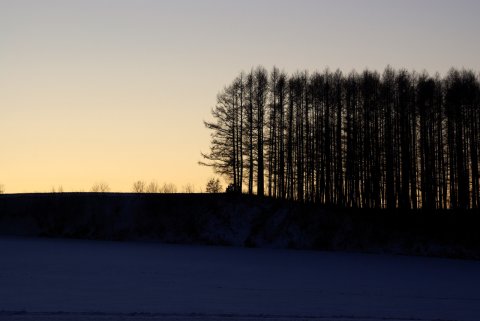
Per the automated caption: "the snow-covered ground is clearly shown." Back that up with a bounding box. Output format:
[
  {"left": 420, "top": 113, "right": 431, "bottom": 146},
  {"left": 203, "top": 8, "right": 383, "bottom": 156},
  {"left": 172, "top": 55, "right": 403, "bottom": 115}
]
[{"left": 1, "top": 237, "right": 479, "bottom": 321}]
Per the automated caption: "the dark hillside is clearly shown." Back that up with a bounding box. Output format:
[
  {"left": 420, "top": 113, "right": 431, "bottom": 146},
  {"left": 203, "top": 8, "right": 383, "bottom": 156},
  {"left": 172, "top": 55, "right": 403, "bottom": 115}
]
[{"left": 0, "top": 193, "right": 479, "bottom": 259}]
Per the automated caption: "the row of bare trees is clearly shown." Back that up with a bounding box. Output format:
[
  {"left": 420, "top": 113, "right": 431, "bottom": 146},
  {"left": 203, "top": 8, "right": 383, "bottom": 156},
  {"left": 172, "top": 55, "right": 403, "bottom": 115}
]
[
  {"left": 131, "top": 181, "right": 182, "bottom": 193},
  {"left": 201, "top": 66, "right": 480, "bottom": 209},
  {"left": 92, "top": 181, "right": 194, "bottom": 193},
  {"left": 131, "top": 181, "right": 219, "bottom": 193}
]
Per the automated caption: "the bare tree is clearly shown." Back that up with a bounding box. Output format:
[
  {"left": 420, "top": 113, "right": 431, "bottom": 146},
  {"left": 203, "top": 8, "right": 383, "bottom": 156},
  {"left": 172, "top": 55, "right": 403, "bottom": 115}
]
[
  {"left": 254, "top": 66, "right": 268, "bottom": 196},
  {"left": 132, "top": 180, "right": 146, "bottom": 193},
  {"left": 161, "top": 183, "right": 177, "bottom": 193},
  {"left": 91, "top": 182, "right": 110, "bottom": 193},
  {"left": 183, "top": 183, "right": 196, "bottom": 193},
  {"left": 200, "top": 77, "right": 245, "bottom": 191},
  {"left": 204, "top": 66, "right": 480, "bottom": 209},
  {"left": 145, "top": 181, "right": 160, "bottom": 193},
  {"left": 206, "top": 178, "right": 222, "bottom": 193},
  {"left": 244, "top": 70, "right": 255, "bottom": 195},
  {"left": 51, "top": 185, "right": 64, "bottom": 193}
]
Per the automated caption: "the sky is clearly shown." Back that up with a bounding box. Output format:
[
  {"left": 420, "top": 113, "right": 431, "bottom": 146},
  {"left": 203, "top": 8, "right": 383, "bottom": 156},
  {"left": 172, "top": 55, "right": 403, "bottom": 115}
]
[{"left": 1, "top": 0, "right": 480, "bottom": 193}]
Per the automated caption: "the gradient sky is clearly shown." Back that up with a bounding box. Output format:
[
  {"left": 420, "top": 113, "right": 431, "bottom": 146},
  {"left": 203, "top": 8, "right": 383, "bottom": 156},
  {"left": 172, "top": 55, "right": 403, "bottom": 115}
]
[{"left": 1, "top": 0, "right": 480, "bottom": 193}]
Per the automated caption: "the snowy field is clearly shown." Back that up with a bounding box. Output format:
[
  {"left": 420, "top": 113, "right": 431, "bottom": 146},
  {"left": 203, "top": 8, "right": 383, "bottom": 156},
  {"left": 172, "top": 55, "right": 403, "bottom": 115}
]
[{"left": 1, "top": 237, "right": 479, "bottom": 321}]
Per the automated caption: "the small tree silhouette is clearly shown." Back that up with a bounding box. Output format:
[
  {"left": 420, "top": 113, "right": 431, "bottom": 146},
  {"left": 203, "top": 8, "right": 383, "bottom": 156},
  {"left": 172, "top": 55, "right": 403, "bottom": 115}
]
[
  {"left": 0, "top": 184, "right": 4, "bottom": 194},
  {"left": 161, "top": 183, "right": 177, "bottom": 193},
  {"left": 132, "top": 180, "right": 146, "bottom": 193},
  {"left": 226, "top": 183, "right": 241, "bottom": 194},
  {"left": 206, "top": 178, "right": 222, "bottom": 193},
  {"left": 91, "top": 182, "right": 110, "bottom": 192},
  {"left": 51, "top": 185, "right": 64, "bottom": 193},
  {"left": 183, "top": 183, "right": 195, "bottom": 193},
  {"left": 146, "top": 181, "right": 160, "bottom": 193}
]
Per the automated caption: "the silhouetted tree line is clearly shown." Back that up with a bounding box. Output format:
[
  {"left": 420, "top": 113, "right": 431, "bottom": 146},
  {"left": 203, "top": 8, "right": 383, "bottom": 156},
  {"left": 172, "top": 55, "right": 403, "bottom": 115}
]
[{"left": 201, "top": 66, "right": 480, "bottom": 209}]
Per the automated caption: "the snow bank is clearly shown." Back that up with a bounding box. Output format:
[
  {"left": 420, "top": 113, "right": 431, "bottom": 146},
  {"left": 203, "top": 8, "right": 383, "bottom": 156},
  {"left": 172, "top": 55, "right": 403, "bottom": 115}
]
[
  {"left": 0, "top": 193, "right": 479, "bottom": 259},
  {"left": 1, "top": 237, "right": 479, "bottom": 321}
]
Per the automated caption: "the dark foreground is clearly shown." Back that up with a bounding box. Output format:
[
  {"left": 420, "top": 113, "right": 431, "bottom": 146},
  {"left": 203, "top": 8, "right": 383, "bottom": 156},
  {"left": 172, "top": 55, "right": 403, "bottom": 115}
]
[
  {"left": 0, "top": 193, "right": 479, "bottom": 259},
  {"left": 1, "top": 237, "right": 480, "bottom": 321}
]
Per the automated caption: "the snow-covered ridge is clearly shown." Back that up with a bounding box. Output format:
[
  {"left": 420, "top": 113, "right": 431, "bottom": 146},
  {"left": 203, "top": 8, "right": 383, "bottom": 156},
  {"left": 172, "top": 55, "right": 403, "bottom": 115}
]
[{"left": 0, "top": 193, "right": 479, "bottom": 259}]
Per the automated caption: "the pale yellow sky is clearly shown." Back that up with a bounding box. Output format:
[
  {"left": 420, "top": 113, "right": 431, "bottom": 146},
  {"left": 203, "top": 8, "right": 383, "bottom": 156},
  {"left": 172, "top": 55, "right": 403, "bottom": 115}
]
[{"left": 1, "top": 0, "right": 480, "bottom": 193}]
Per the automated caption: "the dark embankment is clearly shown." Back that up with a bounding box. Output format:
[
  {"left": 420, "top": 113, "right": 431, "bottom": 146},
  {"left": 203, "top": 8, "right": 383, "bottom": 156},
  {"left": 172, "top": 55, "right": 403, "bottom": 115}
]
[{"left": 1, "top": 193, "right": 479, "bottom": 259}]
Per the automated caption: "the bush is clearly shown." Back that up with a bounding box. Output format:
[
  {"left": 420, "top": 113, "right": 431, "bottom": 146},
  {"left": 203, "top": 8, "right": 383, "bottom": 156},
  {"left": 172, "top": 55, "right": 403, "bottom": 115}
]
[{"left": 206, "top": 178, "right": 222, "bottom": 193}]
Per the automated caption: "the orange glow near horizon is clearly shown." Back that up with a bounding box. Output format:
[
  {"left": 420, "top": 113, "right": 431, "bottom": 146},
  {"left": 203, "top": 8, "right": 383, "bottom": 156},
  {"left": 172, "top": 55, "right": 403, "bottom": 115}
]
[
  {"left": 1, "top": 0, "right": 480, "bottom": 193},
  {"left": 0, "top": 82, "right": 216, "bottom": 192}
]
